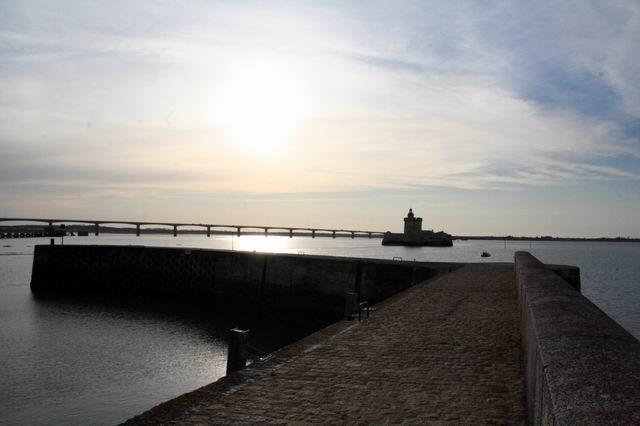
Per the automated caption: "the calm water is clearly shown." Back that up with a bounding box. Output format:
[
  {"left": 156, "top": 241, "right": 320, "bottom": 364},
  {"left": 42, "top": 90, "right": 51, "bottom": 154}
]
[{"left": 1, "top": 234, "right": 639, "bottom": 425}]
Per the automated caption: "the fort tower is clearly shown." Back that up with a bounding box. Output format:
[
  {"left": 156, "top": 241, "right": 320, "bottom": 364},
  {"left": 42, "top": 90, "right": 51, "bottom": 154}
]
[{"left": 403, "top": 208, "right": 422, "bottom": 240}]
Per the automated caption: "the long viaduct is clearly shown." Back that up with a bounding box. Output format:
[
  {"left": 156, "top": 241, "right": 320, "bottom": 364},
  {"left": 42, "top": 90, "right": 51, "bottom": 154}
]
[{"left": 0, "top": 217, "right": 386, "bottom": 239}]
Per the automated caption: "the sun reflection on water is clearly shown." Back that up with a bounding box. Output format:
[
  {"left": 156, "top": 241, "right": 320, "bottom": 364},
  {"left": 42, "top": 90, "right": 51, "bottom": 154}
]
[{"left": 232, "top": 235, "right": 291, "bottom": 253}]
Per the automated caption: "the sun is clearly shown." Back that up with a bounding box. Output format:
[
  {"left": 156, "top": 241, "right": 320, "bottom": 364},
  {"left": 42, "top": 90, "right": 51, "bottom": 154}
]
[{"left": 215, "top": 62, "right": 307, "bottom": 155}]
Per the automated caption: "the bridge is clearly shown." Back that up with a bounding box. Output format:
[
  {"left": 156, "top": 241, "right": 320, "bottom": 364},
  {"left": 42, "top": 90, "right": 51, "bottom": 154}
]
[{"left": 0, "top": 217, "right": 386, "bottom": 239}]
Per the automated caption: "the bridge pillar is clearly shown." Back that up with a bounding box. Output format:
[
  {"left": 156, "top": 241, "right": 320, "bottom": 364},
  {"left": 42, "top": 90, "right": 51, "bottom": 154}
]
[
  {"left": 94, "top": 223, "right": 99, "bottom": 236},
  {"left": 206, "top": 226, "right": 211, "bottom": 237},
  {"left": 332, "top": 230, "right": 336, "bottom": 239},
  {"left": 136, "top": 224, "right": 140, "bottom": 237},
  {"left": 289, "top": 229, "right": 293, "bottom": 238},
  {"left": 236, "top": 227, "right": 241, "bottom": 237},
  {"left": 312, "top": 229, "right": 315, "bottom": 238},
  {"left": 351, "top": 231, "right": 355, "bottom": 239},
  {"left": 173, "top": 225, "right": 177, "bottom": 237}
]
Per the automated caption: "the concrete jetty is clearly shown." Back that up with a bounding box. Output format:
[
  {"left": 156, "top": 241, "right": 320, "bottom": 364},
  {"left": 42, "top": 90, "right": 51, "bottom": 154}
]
[
  {"left": 29, "top": 246, "right": 640, "bottom": 424},
  {"left": 126, "top": 264, "right": 526, "bottom": 424}
]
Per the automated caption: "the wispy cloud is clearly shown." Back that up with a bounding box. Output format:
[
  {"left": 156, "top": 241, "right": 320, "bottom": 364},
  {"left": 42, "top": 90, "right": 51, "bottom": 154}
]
[{"left": 0, "top": 1, "right": 639, "bottom": 234}]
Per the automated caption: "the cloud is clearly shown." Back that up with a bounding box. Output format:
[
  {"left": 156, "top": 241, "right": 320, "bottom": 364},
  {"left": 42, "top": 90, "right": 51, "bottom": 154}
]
[
  {"left": 467, "top": 1, "right": 640, "bottom": 119},
  {"left": 0, "top": 0, "right": 638, "bottom": 202}
]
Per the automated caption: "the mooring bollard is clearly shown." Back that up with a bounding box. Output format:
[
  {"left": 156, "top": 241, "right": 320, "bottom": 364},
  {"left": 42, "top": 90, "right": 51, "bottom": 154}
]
[
  {"left": 344, "top": 292, "right": 358, "bottom": 320},
  {"left": 358, "top": 301, "right": 369, "bottom": 322},
  {"left": 226, "top": 328, "right": 250, "bottom": 374}
]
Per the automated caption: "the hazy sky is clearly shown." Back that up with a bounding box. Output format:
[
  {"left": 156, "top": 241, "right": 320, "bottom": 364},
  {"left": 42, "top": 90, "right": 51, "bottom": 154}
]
[{"left": 1, "top": 1, "right": 639, "bottom": 236}]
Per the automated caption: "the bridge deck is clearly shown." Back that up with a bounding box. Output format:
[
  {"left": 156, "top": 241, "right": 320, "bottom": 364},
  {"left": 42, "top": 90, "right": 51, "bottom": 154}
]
[{"left": 126, "top": 264, "right": 525, "bottom": 424}]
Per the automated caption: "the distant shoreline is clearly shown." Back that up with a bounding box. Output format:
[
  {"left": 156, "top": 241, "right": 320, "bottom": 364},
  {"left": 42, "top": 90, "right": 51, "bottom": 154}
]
[
  {"left": 452, "top": 235, "right": 640, "bottom": 243},
  {"left": 1, "top": 224, "right": 637, "bottom": 242}
]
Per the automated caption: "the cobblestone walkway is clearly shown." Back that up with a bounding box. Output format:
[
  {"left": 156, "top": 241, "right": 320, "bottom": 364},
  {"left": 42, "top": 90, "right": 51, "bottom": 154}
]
[{"left": 127, "top": 264, "right": 526, "bottom": 424}]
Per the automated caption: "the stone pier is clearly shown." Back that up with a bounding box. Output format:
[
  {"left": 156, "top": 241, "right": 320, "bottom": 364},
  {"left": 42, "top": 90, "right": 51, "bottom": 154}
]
[
  {"left": 125, "top": 264, "right": 526, "bottom": 424},
  {"left": 29, "top": 246, "right": 640, "bottom": 424}
]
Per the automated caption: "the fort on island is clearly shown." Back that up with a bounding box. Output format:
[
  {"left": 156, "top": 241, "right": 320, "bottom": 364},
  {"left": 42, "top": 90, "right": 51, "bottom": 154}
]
[{"left": 382, "top": 208, "right": 453, "bottom": 246}]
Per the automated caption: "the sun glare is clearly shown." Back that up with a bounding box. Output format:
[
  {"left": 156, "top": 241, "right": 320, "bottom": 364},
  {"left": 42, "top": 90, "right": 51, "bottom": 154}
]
[
  {"left": 215, "top": 63, "right": 307, "bottom": 155},
  {"left": 233, "top": 235, "right": 290, "bottom": 253}
]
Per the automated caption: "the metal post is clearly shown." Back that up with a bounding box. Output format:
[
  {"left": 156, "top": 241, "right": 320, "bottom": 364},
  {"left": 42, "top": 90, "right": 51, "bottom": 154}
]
[
  {"left": 173, "top": 225, "right": 177, "bottom": 237},
  {"left": 226, "top": 328, "right": 250, "bottom": 374},
  {"left": 358, "top": 301, "right": 369, "bottom": 322},
  {"left": 60, "top": 224, "right": 65, "bottom": 245},
  {"left": 264, "top": 228, "right": 268, "bottom": 237},
  {"left": 312, "top": 229, "right": 315, "bottom": 238},
  {"left": 237, "top": 227, "right": 241, "bottom": 237},
  {"left": 351, "top": 231, "right": 355, "bottom": 239},
  {"left": 94, "top": 223, "right": 99, "bottom": 236},
  {"left": 332, "top": 230, "right": 336, "bottom": 239},
  {"left": 289, "top": 229, "right": 293, "bottom": 238},
  {"left": 368, "top": 232, "right": 372, "bottom": 239},
  {"left": 50, "top": 238, "right": 54, "bottom": 245},
  {"left": 136, "top": 224, "right": 140, "bottom": 237},
  {"left": 207, "top": 226, "right": 211, "bottom": 237}
]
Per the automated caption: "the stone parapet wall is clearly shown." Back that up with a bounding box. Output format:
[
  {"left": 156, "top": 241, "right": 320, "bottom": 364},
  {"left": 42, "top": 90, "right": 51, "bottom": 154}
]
[
  {"left": 546, "top": 264, "right": 581, "bottom": 292},
  {"left": 515, "top": 251, "right": 640, "bottom": 425},
  {"left": 31, "top": 245, "right": 446, "bottom": 327}
]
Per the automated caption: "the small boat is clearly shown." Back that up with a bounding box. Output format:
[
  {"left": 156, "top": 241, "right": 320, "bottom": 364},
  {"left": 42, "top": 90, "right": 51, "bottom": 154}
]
[{"left": 481, "top": 251, "right": 491, "bottom": 258}]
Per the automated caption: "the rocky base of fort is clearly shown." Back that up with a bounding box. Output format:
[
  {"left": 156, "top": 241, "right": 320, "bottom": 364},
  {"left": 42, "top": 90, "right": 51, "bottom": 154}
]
[{"left": 381, "top": 231, "right": 453, "bottom": 247}]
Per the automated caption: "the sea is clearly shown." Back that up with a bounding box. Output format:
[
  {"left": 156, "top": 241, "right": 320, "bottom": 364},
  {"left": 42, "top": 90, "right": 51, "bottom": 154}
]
[{"left": 1, "top": 234, "right": 639, "bottom": 425}]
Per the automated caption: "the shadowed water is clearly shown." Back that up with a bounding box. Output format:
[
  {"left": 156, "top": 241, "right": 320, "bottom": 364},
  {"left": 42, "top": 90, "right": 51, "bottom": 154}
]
[{"left": 1, "top": 235, "right": 639, "bottom": 424}]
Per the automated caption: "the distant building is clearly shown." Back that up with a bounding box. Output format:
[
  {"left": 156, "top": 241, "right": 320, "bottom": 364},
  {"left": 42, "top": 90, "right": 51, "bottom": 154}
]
[
  {"left": 403, "top": 208, "right": 422, "bottom": 240},
  {"left": 382, "top": 208, "right": 453, "bottom": 247}
]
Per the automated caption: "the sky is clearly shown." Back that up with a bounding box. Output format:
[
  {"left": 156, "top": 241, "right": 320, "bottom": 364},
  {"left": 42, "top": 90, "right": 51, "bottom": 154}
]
[{"left": 1, "top": 0, "right": 639, "bottom": 237}]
